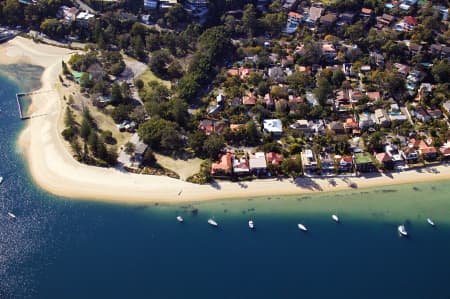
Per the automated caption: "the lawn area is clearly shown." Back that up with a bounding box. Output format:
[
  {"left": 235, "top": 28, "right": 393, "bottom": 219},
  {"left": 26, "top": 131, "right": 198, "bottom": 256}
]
[{"left": 137, "top": 69, "right": 171, "bottom": 88}]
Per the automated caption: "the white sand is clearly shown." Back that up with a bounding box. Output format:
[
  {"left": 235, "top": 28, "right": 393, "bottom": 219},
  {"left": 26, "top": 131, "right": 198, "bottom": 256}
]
[{"left": 2, "top": 37, "right": 450, "bottom": 204}]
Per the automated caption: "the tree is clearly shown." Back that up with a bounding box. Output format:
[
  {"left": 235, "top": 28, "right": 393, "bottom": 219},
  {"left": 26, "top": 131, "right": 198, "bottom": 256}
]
[
  {"left": 202, "top": 134, "right": 225, "bottom": 159},
  {"left": 332, "top": 69, "right": 346, "bottom": 88},
  {"left": 80, "top": 73, "right": 93, "bottom": 88},
  {"left": 242, "top": 4, "right": 258, "bottom": 37},
  {"left": 135, "top": 79, "right": 144, "bottom": 90},
  {"left": 149, "top": 50, "right": 171, "bottom": 77},
  {"left": 131, "top": 35, "right": 146, "bottom": 61},
  {"left": 245, "top": 121, "right": 260, "bottom": 146},
  {"left": 314, "top": 77, "right": 333, "bottom": 105},
  {"left": 124, "top": 142, "right": 135, "bottom": 155},
  {"left": 80, "top": 119, "right": 92, "bottom": 140},
  {"left": 431, "top": 59, "right": 450, "bottom": 84},
  {"left": 188, "top": 131, "right": 207, "bottom": 156},
  {"left": 138, "top": 118, "right": 180, "bottom": 150},
  {"left": 111, "top": 82, "right": 123, "bottom": 105},
  {"left": 281, "top": 156, "right": 303, "bottom": 178},
  {"left": 62, "top": 60, "right": 70, "bottom": 75},
  {"left": 164, "top": 3, "right": 188, "bottom": 27},
  {"left": 287, "top": 72, "right": 313, "bottom": 93},
  {"left": 111, "top": 105, "right": 133, "bottom": 123}
]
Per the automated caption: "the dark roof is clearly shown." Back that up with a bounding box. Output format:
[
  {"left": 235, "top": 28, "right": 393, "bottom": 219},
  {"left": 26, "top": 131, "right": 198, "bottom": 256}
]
[{"left": 320, "top": 13, "right": 337, "bottom": 24}]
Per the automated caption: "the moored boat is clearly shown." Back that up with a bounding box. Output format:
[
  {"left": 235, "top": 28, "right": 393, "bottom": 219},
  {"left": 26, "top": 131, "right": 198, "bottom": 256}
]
[
  {"left": 208, "top": 218, "right": 218, "bottom": 227},
  {"left": 427, "top": 218, "right": 435, "bottom": 226},
  {"left": 0, "top": 176, "right": 3, "bottom": 185},
  {"left": 248, "top": 220, "right": 255, "bottom": 229},
  {"left": 297, "top": 224, "right": 308, "bottom": 232},
  {"left": 176, "top": 216, "right": 184, "bottom": 223},
  {"left": 398, "top": 225, "right": 408, "bottom": 237},
  {"left": 7, "top": 212, "right": 16, "bottom": 219},
  {"left": 332, "top": 214, "right": 339, "bottom": 223}
]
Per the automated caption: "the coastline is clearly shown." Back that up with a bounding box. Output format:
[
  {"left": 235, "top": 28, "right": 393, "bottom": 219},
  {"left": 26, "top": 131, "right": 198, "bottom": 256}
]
[{"left": 3, "top": 37, "right": 450, "bottom": 205}]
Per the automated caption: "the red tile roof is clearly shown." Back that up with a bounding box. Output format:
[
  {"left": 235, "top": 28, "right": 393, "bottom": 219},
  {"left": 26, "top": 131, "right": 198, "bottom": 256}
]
[
  {"left": 266, "top": 152, "right": 284, "bottom": 166},
  {"left": 211, "top": 153, "right": 232, "bottom": 174}
]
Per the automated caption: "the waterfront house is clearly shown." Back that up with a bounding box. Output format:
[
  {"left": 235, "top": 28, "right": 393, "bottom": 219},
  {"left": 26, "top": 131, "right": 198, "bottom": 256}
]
[
  {"left": 266, "top": 152, "right": 284, "bottom": 167},
  {"left": 376, "top": 152, "right": 394, "bottom": 169},
  {"left": 301, "top": 149, "right": 318, "bottom": 172},
  {"left": 354, "top": 152, "right": 376, "bottom": 172},
  {"left": 134, "top": 142, "right": 148, "bottom": 163},
  {"left": 403, "top": 145, "right": 419, "bottom": 164},
  {"left": 335, "top": 155, "right": 353, "bottom": 172},
  {"left": 233, "top": 156, "right": 250, "bottom": 176},
  {"left": 249, "top": 152, "right": 267, "bottom": 175},
  {"left": 211, "top": 153, "right": 233, "bottom": 176}
]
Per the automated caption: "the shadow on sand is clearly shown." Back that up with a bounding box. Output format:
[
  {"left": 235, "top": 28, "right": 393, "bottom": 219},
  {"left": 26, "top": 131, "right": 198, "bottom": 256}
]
[{"left": 293, "top": 177, "right": 323, "bottom": 191}]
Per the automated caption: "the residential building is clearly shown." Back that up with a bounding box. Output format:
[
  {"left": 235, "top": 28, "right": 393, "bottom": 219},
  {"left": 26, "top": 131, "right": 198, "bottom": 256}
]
[
  {"left": 335, "top": 155, "right": 353, "bottom": 172},
  {"left": 160, "top": 0, "right": 178, "bottom": 9},
  {"left": 211, "top": 153, "right": 232, "bottom": 176},
  {"left": 263, "top": 119, "right": 283, "bottom": 136},
  {"left": 374, "top": 109, "right": 391, "bottom": 127},
  {"left": 301, "top": 149, "right": 318, "bottom": 172},
  {"left": 354, "top": 152, "right": 376, "bottom": 172},
  {"left": 442, "top": 100, "right": 450, "bottom": 114},
  {"left": 249, "top": 152, "right": 267, "bottom": 175},
  {"left": 328, "top": 121, "right": 345, "bottom": 134},
  {"left": 266, "top": 152, "right": 284, "bottom": 167},
  {"left": 134, "top": 142, "right": 148, "bottom": 163},
  {"left": 359, "top": 113, "right": 375, "bottom": 129},
  {"left": 143, "top": 0, "right": 158, "bottom": 9},
  {"left": 233, "top": 156, "right": 250, "bottom": 176},
  {"left": 186, "top": 0, "right": 208, "bottom": 9},
  {"left": 376, "top": 152, "right": 394, "bottom": 169}
]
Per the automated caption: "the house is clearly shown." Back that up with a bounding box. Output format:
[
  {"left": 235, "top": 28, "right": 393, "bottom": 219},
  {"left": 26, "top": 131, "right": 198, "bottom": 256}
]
[
  {"left": 388, "top": 104, "right": 408, "bottom": 122},
  {"left": 307, "top": 6, "right": 323, "bottom": 25},
  {"left": 359, "top": 113, "right": 375, "bottom": 129},
  {"left": 233, "top": 156, "right": 250, "bottom": 176},
  {"left": 354, "top": 152, "right": 376, "bottom": 172},
  {"left": 57, "top": 6, "right": 79, "bottom": 22},
  {"left": 376, "top": 14, "right": 395, "bottom": 29},
  {"left": 288, "top": 11, "right": 303, "bottom": 26},
  {"left": 249, "top": 152, "right": 267, "bottom": 175},
  {"left": 414, "top": 108, "right": 431, "bottom": 123},
  {"left": 344, "top": 117, "right": 358, "bottom": 133},
  {"left": 440, "top": 141, "right": 450, "bottom": 159},
  {"left": 301, "top": 149, "right": 318, "bottom": 172},
  {"left": 337, "top": 12, "right": 356, "bottom": 26},
  {"left": 409, "top": 138, "right": 438, "bottom": 161},
  {"left": 268, "top": 67, "right": 285, "bottom": 83},
  {"left": 376, "top": 152, "right": 394, "bottom": 169},
  {"left": 403, "top": 145, "right": 419, "bottom": 163},
  {"left": 320, "top": 13, "right": 337, "bottom": 28},
  {"left": 76, "top": 11, "right": 95, "bottom": 27},
  {"left": 374, "top": 109, "right": 391, "bottom": 127},
  {"left": 370, "top": 52, "right": 384, "bottom": 67},
  {"left": 198, "top": 120, "right": 225, "bottom": 135},
  {"left": 403, "top": 16, "right": 418, "bottom": 30},
  {"left": 320, "top": 152, "right": 335, "bottom": 173},
  {"left": 133, "top": 141, "right": 148, "bottom": 163},
  {"left": 385, "top": 144, "right": 405, "bottom": 167},
  {"left": 211, "top": 153, "right": 232, "bottom": 176},
  {"left": 290, "top": 119, "right": 310, "bottom": 133},
  {"left": 143, "top": 0, "right": 158, "bottom": 9},
  {"left": 322, "top": 43, "right": 337, "bottom": 60},
  {"left": 186, "top": 0, "right": 208, "bottom": 10},
  {"left": 442, "top": 100, "right": 450, "bottom": 114},
  {"left": 427, "top": 109, "right": 443, "bottom": 119},
  {"left": 366, "top": 91, "right": 381, "bottom": 102},
  {"left": 160, "top": 0, "right": 178, "bottom": 9},
  {"left": 242, "top": 94, "right": 257, "bottom": 106},
  {"left": 361, "top": 8, "right": 372, "bottom": 17},
  {"left": 266, "top": 152, "right": 284, "bottom": 166},
  {"left": 263, "top": 119, "right": 283, "bottom": 136},
  {"left": 335, "top": 155, "right": 353, "bottom": 172},
  {"left": 328, "top": 121, "right": 345, "bottom": 135}
]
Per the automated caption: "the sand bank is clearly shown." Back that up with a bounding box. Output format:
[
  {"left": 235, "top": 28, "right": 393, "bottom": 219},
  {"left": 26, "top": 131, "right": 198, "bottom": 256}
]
[{"left": 2, "top": 37, "right": 450, "bottom": 205}]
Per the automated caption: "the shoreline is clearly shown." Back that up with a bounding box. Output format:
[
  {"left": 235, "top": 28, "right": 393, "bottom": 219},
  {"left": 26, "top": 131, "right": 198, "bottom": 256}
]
[{"left": 2, "top": 37, "right": 450, "bottom": 205}]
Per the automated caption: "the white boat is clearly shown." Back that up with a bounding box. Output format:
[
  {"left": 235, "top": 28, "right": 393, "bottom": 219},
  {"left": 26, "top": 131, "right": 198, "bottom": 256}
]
[
  {"left": 297, "top": 224, "right": 308, "bottom": 232},
  {"left": 398, "top": 225, "right": 408, "bottom": 237},
  {"left": 248, "top": 220, "right": 255, "bottom": 229},
  {"left": 7, "top": 212, "right": 16, "bottom": 219},
  {"left": 332, "top": 214, "right": 339, "bottom": 223},
  {"left": 427, "top": 218, "right": 435, "bottom": 226},
  {"left": 208, "top": 218, "right": 218, "bottom": 227},
  {"left": 176, "top": 216, "right": 184, "bottom": 223},
  {"left": 0, "top": 176, "right": 3, "bottom": 185}
]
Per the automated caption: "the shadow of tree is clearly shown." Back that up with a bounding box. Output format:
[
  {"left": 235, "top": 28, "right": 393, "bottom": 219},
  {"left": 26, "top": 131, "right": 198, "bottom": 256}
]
[{"left": 293, "top": 177, "right": 323, "bottom": 191}]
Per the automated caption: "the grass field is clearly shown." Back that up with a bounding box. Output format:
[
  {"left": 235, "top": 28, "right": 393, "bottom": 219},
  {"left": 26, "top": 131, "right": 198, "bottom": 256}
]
[{"left": 137, "top": 69, "right": 171, "bottom": 88}]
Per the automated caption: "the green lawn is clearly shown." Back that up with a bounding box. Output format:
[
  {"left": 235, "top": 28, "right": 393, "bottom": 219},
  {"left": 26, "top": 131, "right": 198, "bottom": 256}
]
[{"left": 137, "top": 69, "right": 171, "bottom": 88}]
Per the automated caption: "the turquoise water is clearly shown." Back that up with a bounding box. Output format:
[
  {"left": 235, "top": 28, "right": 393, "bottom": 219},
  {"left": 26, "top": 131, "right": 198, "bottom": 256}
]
[{"left": 1, "top": 67, "right": 450, "bottom": 299}]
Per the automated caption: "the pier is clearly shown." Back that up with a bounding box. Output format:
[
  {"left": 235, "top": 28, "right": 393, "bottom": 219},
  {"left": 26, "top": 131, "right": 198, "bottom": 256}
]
[{"left": 16, "top": 90, "right": 54, "bottom": 120}]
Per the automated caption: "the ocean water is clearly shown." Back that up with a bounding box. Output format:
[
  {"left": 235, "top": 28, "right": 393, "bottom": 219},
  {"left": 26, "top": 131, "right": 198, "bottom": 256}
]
[{"left": 1, "top": 66, "right": 450, "bottom": 299}]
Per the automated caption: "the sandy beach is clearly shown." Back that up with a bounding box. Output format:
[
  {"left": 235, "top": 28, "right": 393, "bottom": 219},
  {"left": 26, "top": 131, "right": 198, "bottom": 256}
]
[{"left": 1, "top": 37, "right": 450, "bottom": 204}]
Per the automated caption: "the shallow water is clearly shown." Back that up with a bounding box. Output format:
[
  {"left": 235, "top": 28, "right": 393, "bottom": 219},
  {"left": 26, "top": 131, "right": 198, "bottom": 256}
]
[{"left": 1, "top": 66, "right": 450, "bottom": 299}]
